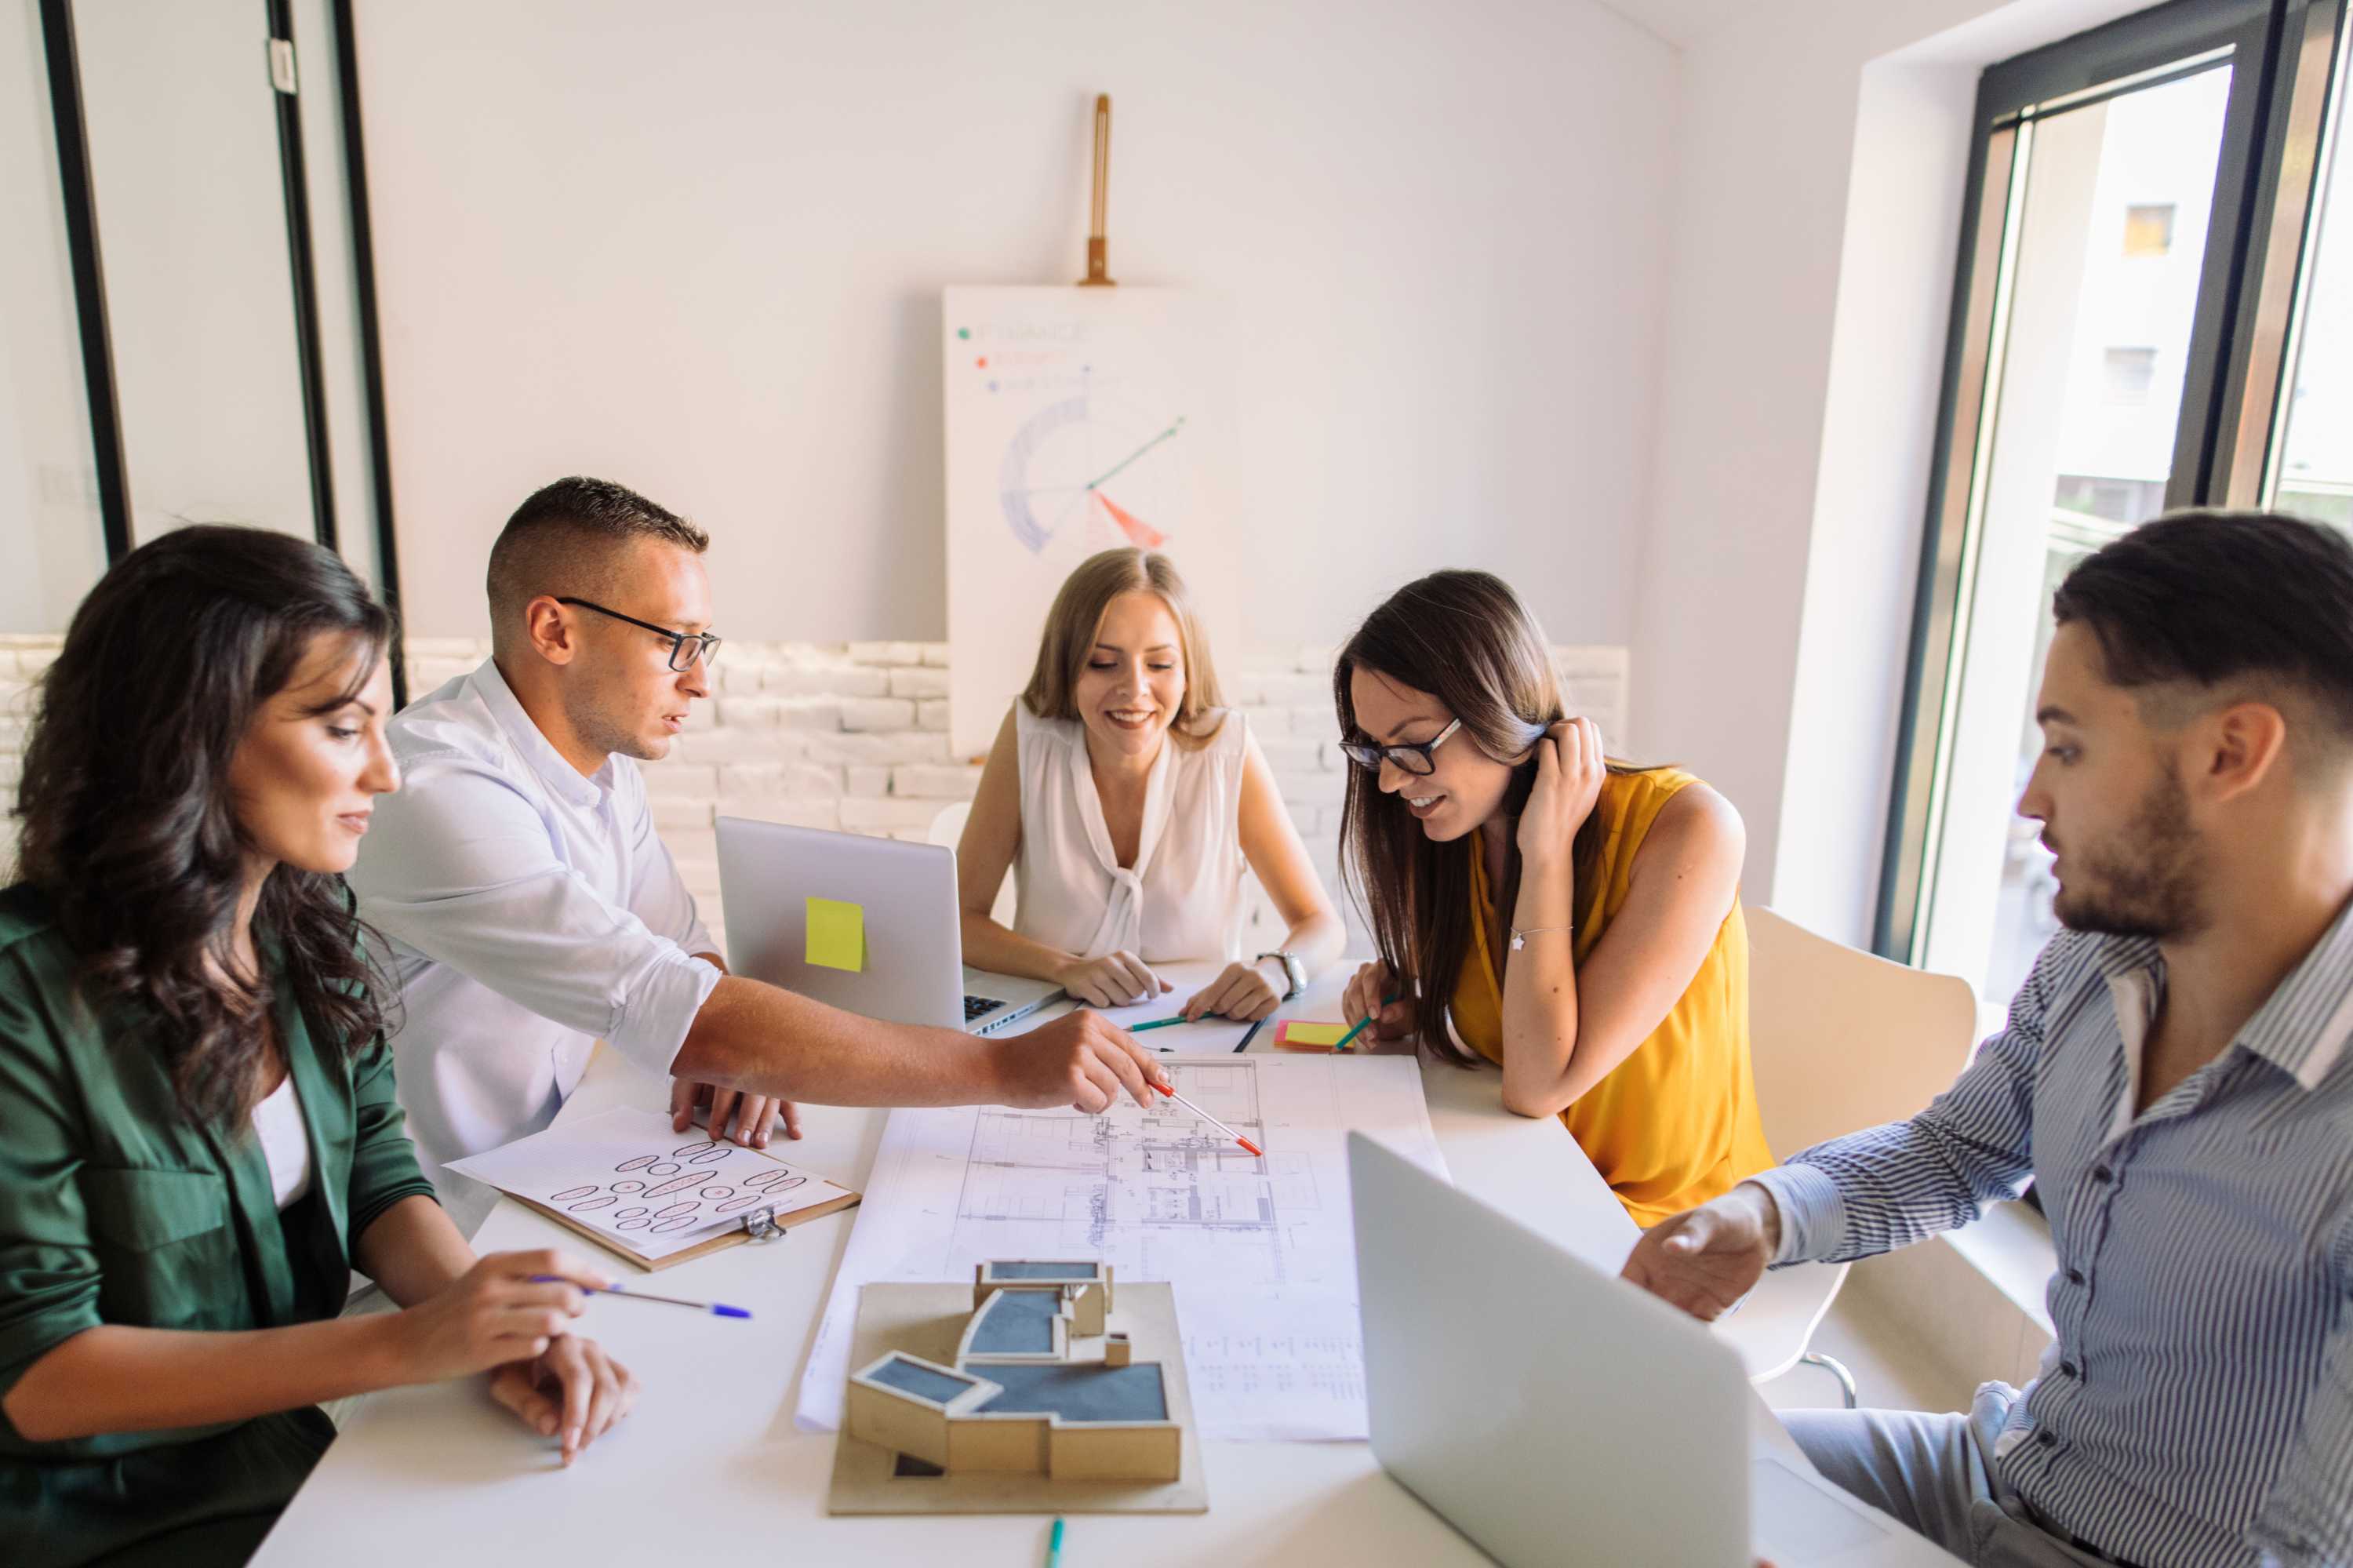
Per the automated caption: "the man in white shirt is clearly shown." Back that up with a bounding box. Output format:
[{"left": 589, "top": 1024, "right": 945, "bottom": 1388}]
[{"left": 347, "top": 477, "right": 1163, "bottom": 1232}]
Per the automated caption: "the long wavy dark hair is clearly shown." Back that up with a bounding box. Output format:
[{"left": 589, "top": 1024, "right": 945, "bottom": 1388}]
[
  {"left": 14, "top": 526, "right": 395, "bottom": 1123},
  {"left": 1335, "top": 570, "right": 1649, "bottom": 1066}
]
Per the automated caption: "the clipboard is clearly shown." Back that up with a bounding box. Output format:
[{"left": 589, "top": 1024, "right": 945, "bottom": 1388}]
[{"left": 510, "top": 1178, "right": 861, "bottom": 1273}]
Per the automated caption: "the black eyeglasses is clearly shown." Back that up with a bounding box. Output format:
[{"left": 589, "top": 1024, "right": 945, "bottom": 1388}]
[
  {"left": 556, "top": 598, "right": 722, "bottom": 671},
  {"left": 1338, "top": 718, "right": 1462, "bottom": 776}
]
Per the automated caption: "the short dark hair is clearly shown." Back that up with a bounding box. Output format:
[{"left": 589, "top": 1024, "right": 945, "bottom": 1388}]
[
  {"left": 486, "top": 476, "right": 708, "bottom": 632},
  {"left": 2052, "top": 509, "right": 2353, "bottom": 739}
]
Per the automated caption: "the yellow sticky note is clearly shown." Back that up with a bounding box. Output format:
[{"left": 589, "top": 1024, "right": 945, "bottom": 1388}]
[
  {"left": 1278, "top": 1020, "right": 1351, "bottom": 1048},
  {"left": 806, "top": 897, "right": 866, "bottom": 973}
]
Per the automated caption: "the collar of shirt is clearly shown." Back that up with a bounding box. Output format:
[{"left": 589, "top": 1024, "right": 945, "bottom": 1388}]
[
  {"left": 470, "top": 657, "right": 613, "bottom": 810},
  {"left": 2237, "top": 890, "right": 2353, "bottom": 1089},
  {"left": 2098, "top": 890, "right": 2353, "bottom": 1101}
]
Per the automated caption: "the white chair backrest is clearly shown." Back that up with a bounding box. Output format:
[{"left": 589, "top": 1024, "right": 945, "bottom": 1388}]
[
  {"left": 1744, "top": 906, "right": 1980, "bottom": 1160},
  {"left": 928, "top": 802, "right": 1016, "bottom": 928},
  {"left": 926, "top": 801, "right": 970, "bottom": 849}
]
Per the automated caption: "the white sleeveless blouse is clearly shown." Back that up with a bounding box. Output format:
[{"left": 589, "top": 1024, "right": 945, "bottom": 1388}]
[{"left": 1012, "top": 702, "right": 1251, "bottom": 963}]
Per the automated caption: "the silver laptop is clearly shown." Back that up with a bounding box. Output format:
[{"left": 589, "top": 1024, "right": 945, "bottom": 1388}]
[
  {"left": 715, "top": 817, "right": 1062, "bottom": 1035},
  {"left": 1348, "top": 1133, "right": 1962, "bottom": 1566}
]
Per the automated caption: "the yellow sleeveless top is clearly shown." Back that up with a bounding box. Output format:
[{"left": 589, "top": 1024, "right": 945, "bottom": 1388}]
[{"left": 1449, "top": 767, "right": 1772, "bottom": 1228}]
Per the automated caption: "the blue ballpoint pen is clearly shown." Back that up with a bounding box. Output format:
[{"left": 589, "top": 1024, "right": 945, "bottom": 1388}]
[{"left": 531, "top": 1275, "right": 751, "bottom": 1319}]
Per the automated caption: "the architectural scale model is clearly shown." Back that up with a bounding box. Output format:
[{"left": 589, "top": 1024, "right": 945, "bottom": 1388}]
[{"left": 842, "top": 1261, "right": 1182, "bottom": 1483}]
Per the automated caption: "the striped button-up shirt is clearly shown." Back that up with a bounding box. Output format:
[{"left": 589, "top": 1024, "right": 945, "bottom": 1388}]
[{"left": 1752, "top": 909, "right": 2353, "bottom": 1568}]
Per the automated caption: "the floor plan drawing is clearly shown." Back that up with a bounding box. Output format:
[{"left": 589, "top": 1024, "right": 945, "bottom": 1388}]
[
  {"left": 798, "top": 1054, "right": 1446, "bottom": 1441},
  {"left": 959, "top": 1062, "right": 1311, "bottom": 1247}
]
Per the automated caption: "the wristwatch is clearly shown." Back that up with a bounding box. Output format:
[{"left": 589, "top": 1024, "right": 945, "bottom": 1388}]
[{"left": 1256, "top": 950, "right": 1306, "bottom": 1001}]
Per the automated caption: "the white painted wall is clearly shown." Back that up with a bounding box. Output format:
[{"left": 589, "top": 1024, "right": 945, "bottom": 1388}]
[
  {"left": 348, "top": 0, "right": 1677, "bottom": 660},
  {"left": 1773, "top": 55, "right": 1979, "bottom": 948}
]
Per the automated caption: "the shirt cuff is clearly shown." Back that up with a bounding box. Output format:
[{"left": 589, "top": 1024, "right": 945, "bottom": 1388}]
[
  {"left": 1745, "top": 1163, "right": 1846, "bottom": 1266},
  {"left": 606, "top": 949, "right": 724, "bottom": 1081},
  {"left": 0, "top": 1295, "right": 102, "bottom": 1403}
]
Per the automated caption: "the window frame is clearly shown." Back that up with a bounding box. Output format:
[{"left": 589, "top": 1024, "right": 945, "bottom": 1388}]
[{"left": 35, "top": 0, "right": 409, "bottom": 700}]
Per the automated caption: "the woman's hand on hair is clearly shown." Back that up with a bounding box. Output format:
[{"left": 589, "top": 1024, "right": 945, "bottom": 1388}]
[
  {"left": 1518, "top": 718, "right": 1606, "bottom": 868},
  {"left": 1057, "top": 950, "right": 1170, "bottom": 1009},
  {"left": 487, "top": 1332, "right": 639, "bottom": 1466},
  {"left": 1181, "top": 961, "right": 1282, "bottom": 1023},
  {"left": 1341, "top": 961, "right": 1413, "bottom": 1041}
]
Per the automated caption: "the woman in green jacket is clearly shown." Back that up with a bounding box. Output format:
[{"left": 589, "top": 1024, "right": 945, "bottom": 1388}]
[{"left": 0, "top": 526, "right": 633, "bottom": 1567}]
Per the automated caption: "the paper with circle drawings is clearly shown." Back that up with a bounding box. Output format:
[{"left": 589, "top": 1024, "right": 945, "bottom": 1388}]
[
  {"left": 942, "top": 286, "right": 1242, "bottom": 760},
  {"left": 446, "top": 1106, "right": 838, "bottom": 1262}
]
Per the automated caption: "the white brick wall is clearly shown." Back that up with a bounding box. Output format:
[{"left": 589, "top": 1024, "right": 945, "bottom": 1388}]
[{"left": 0, "top": 635, "right": 1628, "bottom": 959}]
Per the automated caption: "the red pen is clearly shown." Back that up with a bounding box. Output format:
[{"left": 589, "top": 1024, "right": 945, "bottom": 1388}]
[{"left": 1151, "top": 1080, "right": 1263, "bottom": 1157}]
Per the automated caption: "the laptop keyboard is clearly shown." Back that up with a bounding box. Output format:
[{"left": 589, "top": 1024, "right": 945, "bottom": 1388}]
[{"left": 963, "top": 995, "right": 1004, "bottom": 1023}]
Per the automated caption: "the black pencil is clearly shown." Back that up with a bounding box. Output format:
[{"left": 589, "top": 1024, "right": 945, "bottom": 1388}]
[{"left": 1234, "top": 1017, "right": 1267, "bottom": 1053}]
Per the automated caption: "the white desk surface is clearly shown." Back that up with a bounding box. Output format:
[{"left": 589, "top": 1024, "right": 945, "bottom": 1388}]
[{"left": 256, "top": 962, "right": 1802, "bottom": 1565}]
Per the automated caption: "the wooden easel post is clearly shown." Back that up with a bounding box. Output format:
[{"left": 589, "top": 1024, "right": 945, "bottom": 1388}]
[{"left": 1078, "top": 93, "right": 1115, "bottom": 287}]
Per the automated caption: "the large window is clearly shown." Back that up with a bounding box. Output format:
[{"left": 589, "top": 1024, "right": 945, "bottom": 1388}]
[
  {"left": 15, "top": 0, "right": 403, "bottom": 686},
  {"left": 1882, "top": 0, "right": 2350, "bottom": 1012}
]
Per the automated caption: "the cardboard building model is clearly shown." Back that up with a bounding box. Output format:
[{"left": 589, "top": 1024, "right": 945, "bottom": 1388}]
[{"left": 842, "top": 1261, "right": 1180, "bottom": 1483}]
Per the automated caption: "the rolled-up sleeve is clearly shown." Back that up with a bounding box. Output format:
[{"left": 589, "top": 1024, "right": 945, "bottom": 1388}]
[
  {"left": 0, "top": 975, "right": 99, "bottom": 1402},
  {"left": 347, "top": 748, "right": 720, "bottom": 1081},
  {"left": 344, "top": 1028, "right": 440, "bottom": 1245}
]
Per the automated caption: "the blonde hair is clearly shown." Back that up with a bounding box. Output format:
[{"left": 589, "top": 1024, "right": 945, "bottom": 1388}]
[{"left": 1020, "top": 549, "right": 1225, "bottom": 735}]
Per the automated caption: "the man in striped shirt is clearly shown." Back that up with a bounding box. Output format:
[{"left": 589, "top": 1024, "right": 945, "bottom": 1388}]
[{"left": 1627, "top": 512, "right": 2353, "bottom": 1568}]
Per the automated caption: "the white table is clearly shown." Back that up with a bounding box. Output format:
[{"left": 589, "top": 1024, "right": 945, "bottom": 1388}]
[{"left": 255, "top": 962, "right": 1798, "bottom": 1565}]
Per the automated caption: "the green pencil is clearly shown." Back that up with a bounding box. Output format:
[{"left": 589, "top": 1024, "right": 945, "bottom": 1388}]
[
  {"left": 1331, "top": 993, "right": 1401, "bottom": 1053},
  {"left": 1128, "top": 1017, "right": 1191, "bottom": 1032},
  {"left": 1046, "top": 1516, "right": 1065, "bottom": 1567}
]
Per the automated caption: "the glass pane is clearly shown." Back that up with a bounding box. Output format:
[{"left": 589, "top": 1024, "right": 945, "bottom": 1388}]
[
  {"left": 75, "top": 0, "right": 317, "bottom": 545},
  {"left": 1920, "top": 64, "right": 2234, "bottom": 1025},
  {"left": 2271, "top": 25, "right": 2353, "bottom": 529},
  {"left": 0, "top": 3, "right": 110, "bottom": 632}
]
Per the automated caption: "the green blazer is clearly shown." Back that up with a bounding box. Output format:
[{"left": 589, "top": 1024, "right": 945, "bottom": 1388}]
[{"left": 0, "top": 885, "right": 438, "bottom": 1568}]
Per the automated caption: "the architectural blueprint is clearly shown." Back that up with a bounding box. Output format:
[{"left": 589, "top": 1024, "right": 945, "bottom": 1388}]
[{"left": 798, "top": 1053, "right": 1447, "bottom": 1440}]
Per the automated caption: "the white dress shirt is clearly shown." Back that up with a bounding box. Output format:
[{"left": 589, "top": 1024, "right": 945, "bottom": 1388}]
[{"left": 347, "top": 658, "right": 721, "bottom": 1235}]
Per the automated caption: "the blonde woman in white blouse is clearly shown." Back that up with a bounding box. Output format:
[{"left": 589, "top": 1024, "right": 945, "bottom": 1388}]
[{"left": 958, "top": 549, "right": 1344, "bottom": 1017}]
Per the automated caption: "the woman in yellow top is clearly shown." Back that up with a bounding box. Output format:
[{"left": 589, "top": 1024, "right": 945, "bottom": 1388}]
[{"left": 1334, "top": 570, "right": 1770, "bottom": 1227}]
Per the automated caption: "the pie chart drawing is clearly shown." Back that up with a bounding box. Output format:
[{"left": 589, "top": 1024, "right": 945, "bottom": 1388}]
[
  {"left": 944, "top": 286, "right": 1235, "bottom": 761},
  {"left": 998, "top": 381, "right": 1187, "bottom": 557}
]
